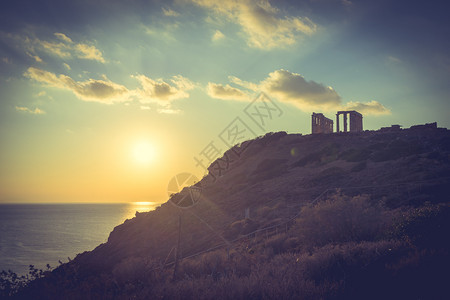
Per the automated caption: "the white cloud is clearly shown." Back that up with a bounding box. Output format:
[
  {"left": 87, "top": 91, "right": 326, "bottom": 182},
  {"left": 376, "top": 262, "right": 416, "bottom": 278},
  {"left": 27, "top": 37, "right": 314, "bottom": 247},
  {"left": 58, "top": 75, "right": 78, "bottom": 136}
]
[
  {"left": 63, "top": 63, "right": 71, "bottom": 70},
  {"left": 25, "top": 67, "right": 130, "bottom": 104},
  {"left": 24, "top": 67, "right": 195, "bottom": 112},
  {"left": 31, "top": 33, "right": 105, "bottom": 63},
  {"left": 212, "top": 30, "right": 225, "bottom": 41},
  {"left": 26, "top": 52, "right": 43, "bottom": 62},
  {"left": 191, "top": 0, "right": 317, "bottom": 49},
  {"left": 207, "top": 82, "right": 249, "bottom": 101},
  {"left": 211, "top": 69, "right": 390, "bottom": 115},
  {"left": 223, "top": 69, "right": 341, "bottom": 110},
  {"left": 15, "top": 106, "right": 46, "bottom": 114},
  {"left": 54, "top": 32, "right": 73, "bottom": 43},
  {"left": 344, "top": 100, "right": 391, "bottom": 115},
  {"left": 228, "top": 75, "right": 259, "bottom": 91},
  {"left": 162, "top": 7, "right": 180, "bottom": 17},
  {"left": 258, "top": 69, "right": 341, "bottom": 109},
  {"left": 140, "top": 106, "right": 151, "bottom": 110},
  {"left": 75, "top": 43, "right": 105, "bottom": 62},
  {"left": 171, "top": 75, "right": 196, "bottom": 90},
  {"left": 133, "top": 74, "right": 194, "bottom": 105}
]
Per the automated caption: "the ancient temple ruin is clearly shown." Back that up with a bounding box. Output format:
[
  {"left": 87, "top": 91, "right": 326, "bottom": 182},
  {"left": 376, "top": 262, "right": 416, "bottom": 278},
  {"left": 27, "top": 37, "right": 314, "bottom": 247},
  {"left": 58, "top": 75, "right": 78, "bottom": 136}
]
[
  {"left": 311, "top": 112, "right": 334, "bottom": 134},
  {"left": 336, "top": 110, "right": 363, "bottom": 133},
  {"left": 311, "top": 110, "right": 363, "bottom": 134}
]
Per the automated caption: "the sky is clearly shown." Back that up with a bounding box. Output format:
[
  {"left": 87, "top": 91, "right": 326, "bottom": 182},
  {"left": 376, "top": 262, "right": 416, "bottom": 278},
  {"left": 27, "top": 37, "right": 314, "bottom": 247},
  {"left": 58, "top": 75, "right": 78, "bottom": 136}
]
[{"left": 0, "top": 0, "right": 449, "bottom": 203}]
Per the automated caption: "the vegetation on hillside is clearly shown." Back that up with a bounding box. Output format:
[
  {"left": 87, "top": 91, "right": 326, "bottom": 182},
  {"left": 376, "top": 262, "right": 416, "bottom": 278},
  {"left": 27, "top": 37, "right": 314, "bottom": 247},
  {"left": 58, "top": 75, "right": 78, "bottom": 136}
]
[{"left": 3, "top": 194, "right": 449, "bottom": 299}]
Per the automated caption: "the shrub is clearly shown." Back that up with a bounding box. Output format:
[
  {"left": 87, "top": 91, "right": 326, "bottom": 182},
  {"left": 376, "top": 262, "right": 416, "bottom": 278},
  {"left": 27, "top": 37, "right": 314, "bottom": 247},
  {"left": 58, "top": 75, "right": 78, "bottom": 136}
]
[
  {"left": 180, "top": 250, "right": 228, "bottom": 279},
  {"left": 265, "top": 234, "right": 299, "bottom": 256},
  {"left": 1, "top": 265, "right": 52, "bottom": 298},
  {"left": 293, "top": 194, "right": 392, "bottom": 247}
]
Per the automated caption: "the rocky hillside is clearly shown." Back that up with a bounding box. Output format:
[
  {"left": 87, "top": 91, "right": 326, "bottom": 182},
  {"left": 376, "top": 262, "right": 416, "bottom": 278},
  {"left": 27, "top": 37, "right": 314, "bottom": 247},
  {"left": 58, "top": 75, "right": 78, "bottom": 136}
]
[
  {"left": 74, "top": 124, "right": 450, "bottom": 271},
  {"left": 8, "top": 124, "right": 450, "bottom": 299}
]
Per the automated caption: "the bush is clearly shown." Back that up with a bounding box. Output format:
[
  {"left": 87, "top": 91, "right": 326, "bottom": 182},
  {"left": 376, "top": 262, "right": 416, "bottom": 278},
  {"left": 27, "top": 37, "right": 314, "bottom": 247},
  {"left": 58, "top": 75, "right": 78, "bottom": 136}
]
[
  {"left": 180, "top": 251, "right": 228, "bottom": 279},
  {"left": 1, "top": 265, "right": 51, "bottom": 298},
  {"left": 293, "top": 194, "right": 392, "bottom": 247}
]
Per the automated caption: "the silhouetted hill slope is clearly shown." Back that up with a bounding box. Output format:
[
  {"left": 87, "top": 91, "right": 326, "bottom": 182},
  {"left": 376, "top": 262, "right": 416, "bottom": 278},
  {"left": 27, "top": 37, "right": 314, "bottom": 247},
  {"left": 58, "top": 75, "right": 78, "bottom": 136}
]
[
  {"left": 74, "top": 126, "right": 450, "bottom": 273},
  {"left": 7, "top": 125, "right": 450, "bottom": 299}
]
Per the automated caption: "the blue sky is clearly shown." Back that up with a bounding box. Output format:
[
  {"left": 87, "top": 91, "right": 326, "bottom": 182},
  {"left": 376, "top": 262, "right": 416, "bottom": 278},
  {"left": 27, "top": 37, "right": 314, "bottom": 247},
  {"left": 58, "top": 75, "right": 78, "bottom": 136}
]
[{"left": 1, "top": 0, "right": 449, "bottom": 203}]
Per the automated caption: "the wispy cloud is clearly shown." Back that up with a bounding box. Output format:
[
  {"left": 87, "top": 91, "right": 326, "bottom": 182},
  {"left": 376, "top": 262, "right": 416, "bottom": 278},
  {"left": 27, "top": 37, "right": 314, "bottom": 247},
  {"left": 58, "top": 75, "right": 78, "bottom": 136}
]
[
  {"left": 207, "top": 82, "right": 249, "bottom": 101},
  {"left": 157, "top": 108, "right": 182, "bottom": 114},
  {"left": 345, "top": 100, "right": 391, "bottom": 115},
  {"left": 26, "top": 52, "right": 43, "bottom": 62},
  {"left": 162, "top": 7, "right": 180, "bottom": 17},
  {"left": 27, "top": 32, "right": 106, "bottom": 63},
  {"left": 191, "top": 0, "right": 317, "bottom": 49},
  {"left": 75, "top": 43, "right": 104, "bottom": 62},
  {"left": 142, "top": 23, "right": 179, "bottom": 42},
  {"left": 342, "top": 0, "right": 353, "bottom": 6},
  {"left": 54, "top": 32, "right": 73, "bottom": 43},
  {"left": 387, "top": 55, "right": 401, "bottom": 65},
  {"left": 212, "top": 30, "right": 225, "bottom": 41},
  {"left": 15, "top": 106, "right": 46, "bottom": 114}
]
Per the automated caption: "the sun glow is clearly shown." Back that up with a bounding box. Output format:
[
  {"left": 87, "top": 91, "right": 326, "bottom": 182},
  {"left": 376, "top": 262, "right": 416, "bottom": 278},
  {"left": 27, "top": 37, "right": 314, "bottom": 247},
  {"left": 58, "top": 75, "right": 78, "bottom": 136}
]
[{"left": 132, "top": 140, "right": 157, "bottom": 165}]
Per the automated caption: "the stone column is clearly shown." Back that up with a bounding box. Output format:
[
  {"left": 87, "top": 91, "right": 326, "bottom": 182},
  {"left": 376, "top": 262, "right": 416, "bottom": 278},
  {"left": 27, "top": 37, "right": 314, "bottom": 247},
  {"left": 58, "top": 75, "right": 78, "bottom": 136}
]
[
  {"left": 343, "top": 113, "right": 348, "bottom": 132},
  {"left": 336, "top": 114, "right": 340, "bottom": 132}
]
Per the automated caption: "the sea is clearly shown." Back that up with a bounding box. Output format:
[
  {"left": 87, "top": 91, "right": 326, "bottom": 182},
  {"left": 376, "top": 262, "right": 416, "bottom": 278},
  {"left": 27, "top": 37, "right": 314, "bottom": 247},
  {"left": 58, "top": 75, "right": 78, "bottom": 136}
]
[{"left": 0, "top": 202, "right": 160, "bottom": 275}]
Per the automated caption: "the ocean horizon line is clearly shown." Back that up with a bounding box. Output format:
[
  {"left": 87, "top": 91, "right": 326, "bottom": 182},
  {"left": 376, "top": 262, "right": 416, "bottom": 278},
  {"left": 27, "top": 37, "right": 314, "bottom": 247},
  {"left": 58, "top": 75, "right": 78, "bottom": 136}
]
[{"left": 0, "top": 200, "right": 165, "bottom": 205}]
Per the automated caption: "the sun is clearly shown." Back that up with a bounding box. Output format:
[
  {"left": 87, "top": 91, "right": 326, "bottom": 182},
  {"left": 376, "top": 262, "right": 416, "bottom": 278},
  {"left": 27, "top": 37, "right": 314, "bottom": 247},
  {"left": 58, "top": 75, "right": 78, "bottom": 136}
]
[{"left": 132, "top": 140, "right": 156, "bottom": 165}]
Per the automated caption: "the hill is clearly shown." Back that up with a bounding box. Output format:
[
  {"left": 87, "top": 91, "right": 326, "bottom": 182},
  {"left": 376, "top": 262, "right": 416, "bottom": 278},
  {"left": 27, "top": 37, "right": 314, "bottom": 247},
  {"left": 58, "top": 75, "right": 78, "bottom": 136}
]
[{"left": 4, "top": 124, "right": 450, "bottom": 299}]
